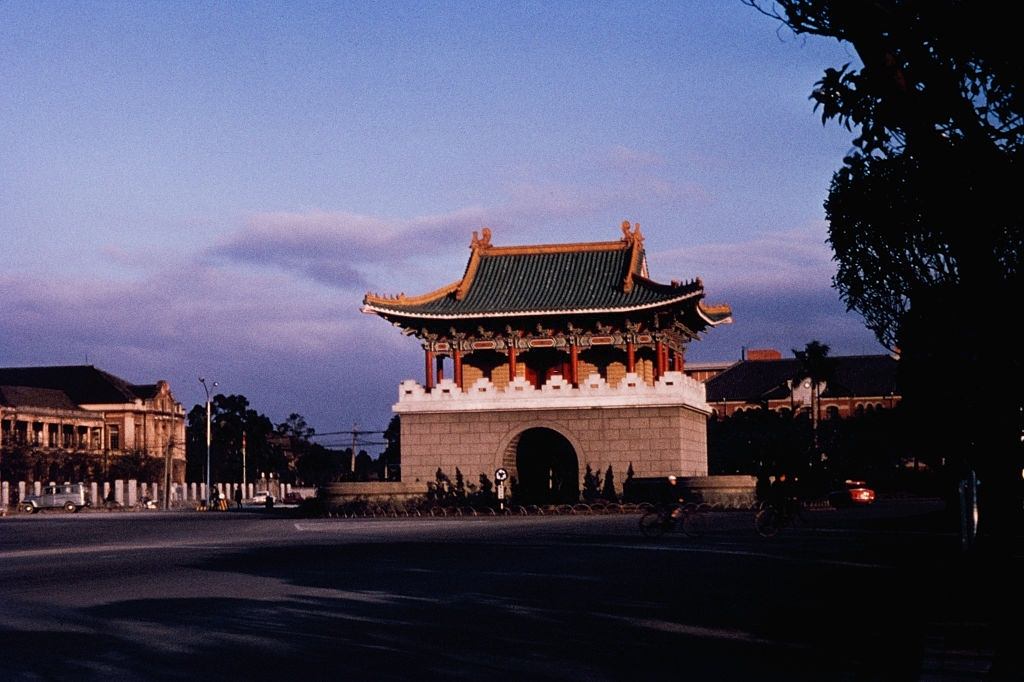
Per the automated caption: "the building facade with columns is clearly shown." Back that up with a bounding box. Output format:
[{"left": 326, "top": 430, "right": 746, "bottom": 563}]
[
  {"left": 362, "top": 223, "right": 731, "bottom": 503},
  {"left": 0, "top": 365, "right": 187, "bottom": 482}
]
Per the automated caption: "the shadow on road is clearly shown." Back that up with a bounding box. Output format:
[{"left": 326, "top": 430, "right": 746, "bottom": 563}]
[{"left": 0, "top": 533, "right": 941, "bottom": 681}]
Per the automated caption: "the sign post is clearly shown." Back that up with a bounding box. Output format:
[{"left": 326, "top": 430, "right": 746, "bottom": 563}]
[{"left": 495, "top": 468, "right": 508, "bottom": 512}]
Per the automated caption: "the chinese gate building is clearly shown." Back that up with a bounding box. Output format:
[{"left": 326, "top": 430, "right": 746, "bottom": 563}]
[{"left": 362, "top": 222, "right": 731, "bottom": 503}]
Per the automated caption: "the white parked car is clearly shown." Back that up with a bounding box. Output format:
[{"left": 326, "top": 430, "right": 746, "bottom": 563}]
[
  {"left": 21, "top": 483, "right": 91, "bottom": 513},
  {"left": 249, "top": 491, "right": 275, "bottom": 506}
]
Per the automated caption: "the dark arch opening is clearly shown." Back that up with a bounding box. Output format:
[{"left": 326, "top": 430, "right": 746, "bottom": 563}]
[{"left": 514, "top": 428, "right": 579, "bottom": 505}]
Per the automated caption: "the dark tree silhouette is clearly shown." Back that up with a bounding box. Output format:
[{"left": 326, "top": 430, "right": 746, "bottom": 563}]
[
  {"left": 745, "top": 0, "right": 1022, "bottom": 508},
  {"left": 276, "top": 413, "right": 315, "bottom": 439},
  {"left": 380, "top": 415, "right": 401, "bottom": 480},
  {"left": 750, "top": 2, "right": 1022, "bottom": 673},
  {"left": 185, "top": 394, "right": 283, "bottom": 483},
  {"left": 601, "top": 465, "right": 618, "bottom": 502},
  {"left": 792, "top": 340, "right": 837, "bottom": 465},
  {"left": 582, "top": 464, "right": 602, "bottom": 502},
  {"left": 294, "top": 443, "right": 345, "bottom": 487},
  {"left": 453, "top": 467, "right": 466, "bottom": 499}
]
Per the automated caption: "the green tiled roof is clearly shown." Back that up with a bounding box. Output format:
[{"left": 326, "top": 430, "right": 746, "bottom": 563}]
[{"left": 364, "top": 239, "right": 721, "bottom": 320}]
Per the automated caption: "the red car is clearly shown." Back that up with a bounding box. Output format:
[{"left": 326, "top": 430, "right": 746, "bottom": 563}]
[{"left": 827, "top": 480, "right": 876, "bottom": 507}]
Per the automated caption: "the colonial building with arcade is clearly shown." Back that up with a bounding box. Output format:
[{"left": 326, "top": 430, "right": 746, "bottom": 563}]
[{"left": 362, "top": 222, "right": 731, "bottom": 503}]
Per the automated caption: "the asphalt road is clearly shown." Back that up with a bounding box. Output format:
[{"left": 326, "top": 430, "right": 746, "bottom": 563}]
[{"left": 0, "top": 502, "right": 989, "bottom": 681}]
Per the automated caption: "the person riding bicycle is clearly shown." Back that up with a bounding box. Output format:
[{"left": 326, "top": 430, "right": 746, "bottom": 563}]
[
  {"left": 661, "top": 475, "right": 686, "bottom": 517},
  {"left": 767, "top": 473, "right": 799, "bottom": 517}
]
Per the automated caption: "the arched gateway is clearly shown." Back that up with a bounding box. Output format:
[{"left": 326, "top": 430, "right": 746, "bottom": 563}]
[
  {"left": 506, "top": 427, "right": 580, "bottom": 505},
  {"left": 362, "top": 223, "right": 732, "bottom": 499}
]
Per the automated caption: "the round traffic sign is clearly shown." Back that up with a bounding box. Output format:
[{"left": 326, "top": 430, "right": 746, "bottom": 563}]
[{"left": 495, "top": 468, "right": 508, "bottom": 482}]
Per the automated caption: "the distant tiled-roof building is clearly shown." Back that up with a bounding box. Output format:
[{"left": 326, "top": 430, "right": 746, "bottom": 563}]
[
  {"left": 0, "top": 365, "right": 186, "bottom": 482},
  {"left": 704, "top": 352, "right": 900, "bottom": 419}
]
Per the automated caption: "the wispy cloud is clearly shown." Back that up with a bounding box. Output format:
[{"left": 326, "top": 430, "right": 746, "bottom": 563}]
[
  {"left": 650, "top": 223, "right": 835, "bottom": 294},
  {"left": 649, "top": 223, "right": 883, "bottom": 361},
  {"left": 0, "top": 263, "right": 413, "bottom": 426},
  {"left": 0, "top": 216, "right": 882, "bottom": 429},
  {"left": 209, "top": 207, "right": 490, "bottom": 288}
]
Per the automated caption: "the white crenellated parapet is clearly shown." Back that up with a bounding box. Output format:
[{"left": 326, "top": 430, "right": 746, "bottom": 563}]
[
  {"left": 506, "top": 376, "right": 533, "bottom": 393},
  {"left": 540, "top": 375, "right": 572, "bottom": 393},
  {"left": 394, "top": 370, "right": 709, "bottom": 414},
  {"left": 579, "top": 372, "right": 608, "bottom": 392},
  {"left": 469, "top": 376, "right": 497, "bottom": 395},
  {"left": 398, "top": 379, "right": 427, "bottom": 400}
]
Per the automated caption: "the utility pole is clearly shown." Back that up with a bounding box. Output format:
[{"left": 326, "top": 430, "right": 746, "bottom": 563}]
[
  {"left": 350, "top": 423, "right": 358, "bottom": 473},
  {"left": 163, "top": 437, "right": 174, "bottom": 510},
  {"left": 199, "top": 377, "right": 217, "bottom": 506},
  {"left": 241, "top": 431, "right": 247, "bottom": 497},
  {"left": 0, "top": 411, "right": 5, "bottom": 516}
]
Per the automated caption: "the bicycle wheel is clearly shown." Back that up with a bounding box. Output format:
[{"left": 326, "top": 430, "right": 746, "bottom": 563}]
[
  {"left": 682, "top": 508, "right": 707, "bottom": 538},
  {"left": 754, "top": 507, "right": 781, "bottom": 537},
  {"left": 639, "top": 510, "right": 668, "bottom": 538}
]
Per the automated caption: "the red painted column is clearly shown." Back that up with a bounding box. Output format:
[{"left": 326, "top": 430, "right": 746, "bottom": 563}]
[
  {"left": 570, "top": 344, "right": 579, "bottom": 386},
  {"left": 436, "top": 355, "right": 444, "bottom": 383},
  {"left": 655, "top": 340, "right": 665, "bottom": 379},
  {"left": 508, "top": 344, "right": 517, "bottom": 379},
  {"left": 674, "top": 347, "right": 685, "bottom": 372},
  {"left": 424, "top": 349, "right": 434, "bottom": 390},
  {"left": 626, "top": 341, "right": 635, "bottom": 374},
  {"left": 454, "top": 350, "right": 463, "bottom": 390}
]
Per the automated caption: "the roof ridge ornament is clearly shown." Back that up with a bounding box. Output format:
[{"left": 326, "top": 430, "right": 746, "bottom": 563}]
[
  {"left": 457, "top": 227, "right": 492, "bottom": 301},
  {"left": 620, "top": 220, "right": 643, "bottom": 245},
  {"left": 621, "top": 220, "right": 644, "bottom": 293},
  {"left": 470, "top": 227, "right": 493, "bottom": 251}
]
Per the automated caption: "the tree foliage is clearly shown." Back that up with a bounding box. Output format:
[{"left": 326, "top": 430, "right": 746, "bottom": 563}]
[
  {"left": 601, "top": 465, "right": 618, "bottom": 502},
  {"left": 749, "top": 0, "right": 1022, "bottom": 527},
  {"left": 582, "top": 464, "right": 602, "bottom": 502},
  {"left": 185, "top": 394, "right": 284, "bottom": 484},
  {"left": 380, "top": 415, "right": 401, "bottom": 481},
  {"left": 750, "top": 1, "right": 1022, "bottom": 346},
  {"left": 749, "top": 4, "right": 1022, "bottom": 666},
  {"left": 277, "top": 413, "right": 315, "bottom": 439},
  {"left": 709, "top": 406, "right": 914, "bottom": 491}
]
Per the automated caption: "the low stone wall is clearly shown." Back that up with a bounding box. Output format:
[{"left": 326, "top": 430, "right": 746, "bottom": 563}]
[
  {"left": 320, "top": 482, "right": 426, "bottom": 506},
  {"left": 624, "top": 474, "right": 757, "bottom": 508},
  {"left": 678, "top": 475, "right": 757, "bottom": 508}
]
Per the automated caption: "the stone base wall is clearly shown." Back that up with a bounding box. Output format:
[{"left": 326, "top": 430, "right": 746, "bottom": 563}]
[
  {"left": 320, "top": 482, "right": 425, "bottom": 506},
  {"left": 400, "top": 404, "right": 708, "bottom": 492},
  {"left": 678, "top": 475, "right": 758, "bottom": 508}
]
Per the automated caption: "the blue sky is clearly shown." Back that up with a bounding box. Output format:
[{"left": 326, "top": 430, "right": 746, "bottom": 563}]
[{"left": 0, "top": 1, "right": 881, "bottom": 444}]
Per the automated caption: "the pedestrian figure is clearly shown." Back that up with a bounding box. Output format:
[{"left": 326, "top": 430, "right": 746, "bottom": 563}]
[{"left": 233, "top": 487, "right": 243, "bottom": 509}]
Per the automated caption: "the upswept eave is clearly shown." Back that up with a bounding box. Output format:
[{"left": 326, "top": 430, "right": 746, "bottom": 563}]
[
  {"left": 363, "top": 280, "right": 462, "bottom": 309},
  {"left": 361, "top": 286, "right": 706, "bottom": 321},
  {"left": 361, "top": 222, "right": 729, "bottom": 324},
  {"left": 697, "top": 301, "right": 733, "bottom": 326}
]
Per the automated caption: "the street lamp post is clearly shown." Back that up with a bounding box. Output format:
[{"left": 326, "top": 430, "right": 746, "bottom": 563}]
[{"left": 199, "top": 377, "right": 218, "bottom": 507}]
